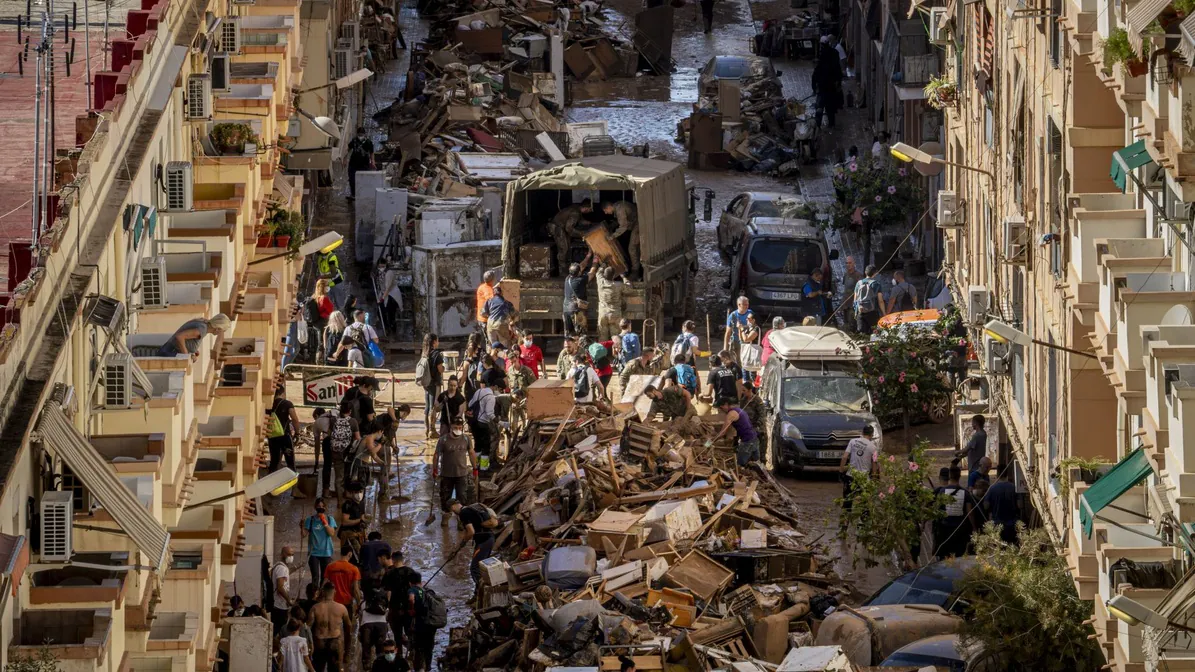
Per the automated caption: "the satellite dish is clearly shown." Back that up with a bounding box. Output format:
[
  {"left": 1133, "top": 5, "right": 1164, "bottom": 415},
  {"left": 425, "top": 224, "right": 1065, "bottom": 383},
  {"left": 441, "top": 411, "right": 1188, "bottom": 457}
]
[{"left": 915, "top": 141, "right": 944, "bottom": 177}]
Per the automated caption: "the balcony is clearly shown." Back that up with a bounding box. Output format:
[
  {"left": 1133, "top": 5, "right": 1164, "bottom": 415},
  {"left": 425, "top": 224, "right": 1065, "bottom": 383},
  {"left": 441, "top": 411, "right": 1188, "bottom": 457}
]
[
  {"left": 146, "top": 612, "right": 200, "bottom": 653},
  {"left": 128, "top": 656, "right": 191, "bottom": 672},
  {"left": 1162, "top": 369, "right": 1195, "bottom": 509},
  {"left": 1093, "top": 237, "right": 1173, "bottom": 360},
  {"left": 193, "top": 183, "right": 245, "bottom": 212},
  {"left": 91, "top": 432, "right": 166, "bottom": 479},
  {"left": 1140, "top": 326, "right": 1195, "bottom": 456},
  {"left": 29, "top": 557, "right": 129, "bottom": 606},
  {"left": 158, "top": 542, "right": 221, "bottom": 670},
  {"left": 199, "top": 415, "right": 254, "bottom": 479},
  {"left": 1164, "top": 73, "right": 1195, "bottom": 183},
  {"left": 11, "top": 608, "right": 114, "bottom": 672},
  {"left": 1067, "top": 194, "right": 1145, "bottom": 325},
  {"left": 229, "top": 61, "right": 279, "bottom": 87},
  {"left": 166, "top": 209, "right": 235, "bottom": 242},
  {"left": 215, "top": 84, "right": 274, "bottom": 115}
]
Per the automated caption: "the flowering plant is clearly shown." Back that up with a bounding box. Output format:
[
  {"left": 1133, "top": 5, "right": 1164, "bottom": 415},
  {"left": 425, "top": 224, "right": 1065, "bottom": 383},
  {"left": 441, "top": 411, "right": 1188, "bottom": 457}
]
[
  {"left": 838, "top": 440, "right": 949, "bottom": 569},
  {"left": 826, "top": 156, "right": 924, "bottom": 264},
  {"left": 856, "top": 317, "right": 955, "bottom": 438}
]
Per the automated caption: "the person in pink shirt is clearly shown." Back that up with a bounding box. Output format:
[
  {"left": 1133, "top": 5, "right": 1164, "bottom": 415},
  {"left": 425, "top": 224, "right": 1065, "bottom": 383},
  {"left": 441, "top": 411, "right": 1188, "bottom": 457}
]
[{"left": 518, "top": 333, "right": 545, "bottom": 378}]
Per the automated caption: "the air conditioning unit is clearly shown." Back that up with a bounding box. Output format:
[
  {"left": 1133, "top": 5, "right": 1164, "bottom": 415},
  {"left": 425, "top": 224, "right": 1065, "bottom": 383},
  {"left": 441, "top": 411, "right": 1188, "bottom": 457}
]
[
  {"left": 985, "top": 335, "right": 1011, "bottom": 375},
  {"left": 928, "top": 7, "right": 948, "bottom": 44},
  {"left": 103, "top": 353, "right": 135, "bottom": 408},
  {"left": 335, "top": 37, "right": 354, "bottom": 50},
  {"left": 1005, "top": 241, "right": 1028, "bottom": 264},
  {"left": 40, "top": 491, "right": 73, "bottom": 563},
  {"left": 944, "top": 237, "right": 959, "bottom": 265},
  {"left": 220, "top": 17, "right": 241, "bottom": 53},
  {"left": 164, "top": 161, "right": 193, "bottom": 211},
  {"left": 967, "top": 285, "right": 990, "bottom": 324},
  {"left": 334, "top": 49, "right": 356, "bottom": 80},
  {"left": 936, "top": 190, "right": 962, "bottom": 228},
  {"left": 139, "top": 257, "right": 168, "bottom": 308},
  {"left": 1003, "top": 215, "right": 1027, "bottom": 261},
  {"left": 340, "top": 21, "right": 360, "bottom": 52},
  {"left": 83, "top": 295, "right": 126, "bottom": 332},
  {"left": 186, "top": 74, "right": 212, "bottom": 120},
  {"left": 210, "top": 53, "right": 231, "bottom": 92}
]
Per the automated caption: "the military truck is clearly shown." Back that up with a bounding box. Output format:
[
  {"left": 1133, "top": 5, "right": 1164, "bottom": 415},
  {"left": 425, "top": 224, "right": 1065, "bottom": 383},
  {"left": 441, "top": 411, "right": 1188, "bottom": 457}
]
[{"left": 501, "top": 155, "right": 699, "bottom": 337}]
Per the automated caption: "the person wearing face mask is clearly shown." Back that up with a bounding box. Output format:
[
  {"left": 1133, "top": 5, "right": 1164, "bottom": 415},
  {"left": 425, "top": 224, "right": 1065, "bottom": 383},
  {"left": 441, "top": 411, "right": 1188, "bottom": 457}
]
[
  {"left": 227, "top": 595, "right": 246, "bottom": 617},
  {"left": 302, "top": 499, "right": 338, "bottom": 587},
  {"left": 271, "top": 546, "right": 296, "bottom": 638},
  {"left": 426, "top": 416, "right": 478, "bottom": 527},
  {"left": 515, "top": 332, "right": 542, "bottom": 378},
  {"left": 433, "top": 376, "right": 466, "bottom": 436},
  {"left": 371, "top": 639, "right": 407, "bottom": 672},
  {"left": 346, "top": 127, "right": 375, "bottom": 199},
  {"left": 338, "top": 482, "right": 369, "bottom": 552}
]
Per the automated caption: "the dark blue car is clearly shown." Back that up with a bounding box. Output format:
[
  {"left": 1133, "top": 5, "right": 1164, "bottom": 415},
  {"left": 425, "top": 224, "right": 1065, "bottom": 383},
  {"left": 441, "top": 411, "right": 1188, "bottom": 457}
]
[{"left": 864, "top": 557, "right": 976, "bottom": 612}]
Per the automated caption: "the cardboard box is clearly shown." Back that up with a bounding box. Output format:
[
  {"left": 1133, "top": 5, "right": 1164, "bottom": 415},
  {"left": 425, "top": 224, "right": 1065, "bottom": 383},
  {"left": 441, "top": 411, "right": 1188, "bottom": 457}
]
[
  {"left": 525, "top": 379, "right": 575, "bottom": 420},
  {"left": 643, "top": 498, "right": 702, "bottom": 543}
]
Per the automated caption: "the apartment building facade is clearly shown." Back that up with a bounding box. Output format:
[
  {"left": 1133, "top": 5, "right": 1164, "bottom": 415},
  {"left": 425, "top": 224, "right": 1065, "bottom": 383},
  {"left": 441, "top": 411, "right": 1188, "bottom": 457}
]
[
  {"left": 0, "top": 0, "right": 341, "bottom": 666},
  {"left": 941, "top": 0, "right": 1195, "bottom": 666}
]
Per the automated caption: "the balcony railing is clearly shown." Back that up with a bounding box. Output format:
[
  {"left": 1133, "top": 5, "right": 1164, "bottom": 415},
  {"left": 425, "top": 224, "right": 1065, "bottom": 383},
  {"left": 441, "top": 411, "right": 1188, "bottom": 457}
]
[{"left": 1067, "top": 194, "right": 1145, "bottom": 322}]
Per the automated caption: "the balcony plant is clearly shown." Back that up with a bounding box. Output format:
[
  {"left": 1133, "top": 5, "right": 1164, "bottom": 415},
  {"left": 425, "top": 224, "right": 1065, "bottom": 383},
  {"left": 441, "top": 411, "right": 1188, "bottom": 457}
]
[
  {"left": 210, "top": 122, "right": 259, "bottom": 156},
  {"left": 1102, "top": 28, "right": 1147, "bottom": 77},
  {"left": 923, "top": 74, "right": 957, "bottom": 110},
  {"left": 264, "top": 205, "right": 305, "bottom": 252}
]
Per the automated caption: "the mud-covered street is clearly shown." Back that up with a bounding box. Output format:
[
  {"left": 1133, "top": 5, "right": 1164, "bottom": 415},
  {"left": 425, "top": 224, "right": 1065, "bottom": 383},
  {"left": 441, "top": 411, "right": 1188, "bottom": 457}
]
[{"left": 269, "top": 0, "right": 949, "bottom": 668}]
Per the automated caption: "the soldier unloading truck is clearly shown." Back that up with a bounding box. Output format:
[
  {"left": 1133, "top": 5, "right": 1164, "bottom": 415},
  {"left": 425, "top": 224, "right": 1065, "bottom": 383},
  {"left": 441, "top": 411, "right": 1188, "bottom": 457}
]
[{"left": 502, "top": 156, "right": 703, "bottom": 336}]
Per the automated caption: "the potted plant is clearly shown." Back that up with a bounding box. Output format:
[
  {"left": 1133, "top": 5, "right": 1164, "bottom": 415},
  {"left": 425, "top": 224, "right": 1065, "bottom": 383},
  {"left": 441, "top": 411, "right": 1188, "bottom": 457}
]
[
  {"left": 264, "top": 206, "right": 304, "bottom": 251},
  {"left": 256, "top": 224, "right": 274, "bottom": 248},
  {"left": 210, "top": 122, "right": 259, "bottom": 155},
  {"left": 924, "top": 74, "right": 957, "bottom": 110},
  {"left": 1102, "top": 28, "right": 1147, "bottom": 76}
]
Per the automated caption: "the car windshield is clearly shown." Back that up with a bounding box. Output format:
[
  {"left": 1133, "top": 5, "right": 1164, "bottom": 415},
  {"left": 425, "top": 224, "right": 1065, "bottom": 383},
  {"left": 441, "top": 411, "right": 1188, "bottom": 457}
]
[
  {"left": 881, "top": 652, "right": 964, "bottom": 671},
  {"left": 748, "top": 240, "right": 824, "bottom": 275},
  {"left": 713, "top": 58, "right": 749, "bottom": 78},
  {"left": 749, "top": 199, "right": 804, "bottom": 218},
  {"left": 782, "top": 375, "right": 867, "bottom": 412}
]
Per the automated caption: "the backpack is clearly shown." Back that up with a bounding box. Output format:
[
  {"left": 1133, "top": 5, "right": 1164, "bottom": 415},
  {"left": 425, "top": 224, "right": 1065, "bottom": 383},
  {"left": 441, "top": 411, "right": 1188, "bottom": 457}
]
[
  {"left": 674, "top": 364, "right": 697, "bottom": 395},
  {"left": 671, "top": 333, "right": 695, "bottom": 362},
  {"left": 465, "top": 502, "right": 499, "bottom": 528},
  {"left": 573, "top": 365, "right": 591, "bottom": 399},
  {"left": 620, "top": 332, "right": 641, "bottom": 363},
  {"left": 423, "top": 588, "right": 448, "bottom": 628},
  {"left": 415, "top": 356, "right": 431, "bottom": 388},
  {"left": 330, "top": 415, "right": 355, "bottom": 453},
  {"left": 303, "top": 298, "right": 322, "bottom": 328},
  {"left": 587, "top": 342, "right": 608, "bottom": 362},
  {"left": 855, "top": 277, "right": 880, "bottom": 313},
  {"left": 265, "top": 401, "right": 286, "bottom": 439}
]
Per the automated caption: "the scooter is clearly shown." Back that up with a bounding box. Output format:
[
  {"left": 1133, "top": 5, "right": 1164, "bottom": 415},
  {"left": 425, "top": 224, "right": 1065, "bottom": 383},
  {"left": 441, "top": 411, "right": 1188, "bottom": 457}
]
[{"left": 791, "top": 95, "right": 820, "bottom": 163}]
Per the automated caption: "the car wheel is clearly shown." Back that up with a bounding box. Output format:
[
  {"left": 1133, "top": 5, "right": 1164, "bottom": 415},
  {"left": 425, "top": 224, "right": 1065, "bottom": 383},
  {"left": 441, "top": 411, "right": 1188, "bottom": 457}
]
[{"left": 928, "top": 393, "right": 952, "bottom": 424}]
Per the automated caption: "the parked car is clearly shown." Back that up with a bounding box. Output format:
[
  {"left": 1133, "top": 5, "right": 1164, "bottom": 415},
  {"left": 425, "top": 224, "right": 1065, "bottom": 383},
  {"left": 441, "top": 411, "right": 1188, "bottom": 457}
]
[
  {"left": 716, "top": 191, "right": 807, "bottom": 257},
  {"left": 880, "top": 635, "right": 970, "bottom": 671},
  {"left": 864, "top": 557, "right": 976, "bottom": 611},
  {"left": 697, "top": 55, "right": 781, "bottom": 99},
  {"left": 814, "top": 604, "right": 963, "bottom": 667},
  {"left": 759, "top": 327, "right": 881, "bottom": 474},
  {"left": 729, "top": 218, "right": 837, "bottom": 320}
]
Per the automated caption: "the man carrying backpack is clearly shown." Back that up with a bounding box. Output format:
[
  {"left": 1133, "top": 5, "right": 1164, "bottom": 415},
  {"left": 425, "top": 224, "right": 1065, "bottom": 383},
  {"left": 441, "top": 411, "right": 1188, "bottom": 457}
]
[
  {"left": 616, "top": 319, "right": 641, "bottom": 370},
  {"left": 569, "top": 353, "right": 609, "bottom": 412},
  {"left": 853, "top": 264, "right": 886, "bottom": 335},
  {"left": 671, "top": 320, "right": 700, "bottom": 367},
  {"left": 466, "top": 376, "right": 497, "bottom": 463},
  {"left": 324, "top": 401, "right": 360, "bottom": 498},
  {"left": 449, "top": 499, "right": 499, "bottom": 594},
  {"left": 415, "top": 334, "right": 445, "bottom": 440},
  {"left": 671, "top": 353, "right": 698, "bottom": 397},
  {"left": 406, "top": 572, "right": 446, "bottom": 672}
]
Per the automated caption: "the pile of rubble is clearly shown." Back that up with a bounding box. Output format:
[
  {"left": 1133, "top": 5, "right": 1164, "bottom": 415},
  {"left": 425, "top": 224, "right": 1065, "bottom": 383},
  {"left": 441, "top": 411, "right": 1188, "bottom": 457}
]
[{"left": 441, "top": 409, "right": 859, "bottom": 671}]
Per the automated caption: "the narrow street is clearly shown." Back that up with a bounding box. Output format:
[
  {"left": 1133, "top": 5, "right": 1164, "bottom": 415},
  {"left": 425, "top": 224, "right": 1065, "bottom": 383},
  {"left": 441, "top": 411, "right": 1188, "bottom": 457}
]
[{"left": 271, "top": 1, "right": 948, "bottom": 669}]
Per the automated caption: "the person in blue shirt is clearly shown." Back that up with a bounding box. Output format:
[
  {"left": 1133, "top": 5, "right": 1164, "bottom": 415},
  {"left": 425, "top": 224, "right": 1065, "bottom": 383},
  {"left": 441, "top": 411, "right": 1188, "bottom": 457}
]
[
  {"left": 723, "top": 296, "right": 755, "bottom": 350},
  {"left": 301, "top": 497, "right": 338, "bottom": 587},
  {"left": 802, "top": 268, "right": 832, "bottom": 325},
  {"left": 984, "top": 463, "right": 1020, "bottom": 544}
]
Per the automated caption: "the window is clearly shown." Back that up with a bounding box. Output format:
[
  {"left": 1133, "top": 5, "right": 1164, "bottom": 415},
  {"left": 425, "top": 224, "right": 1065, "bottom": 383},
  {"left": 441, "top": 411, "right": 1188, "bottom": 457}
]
[
  {"left": 748, "top": 240, "right": 825, "bottom": 275},
  {"left": 60, "top": 465, "right": 91, "bottom": 514},
  {"left": 984, "top": 99, "right": 994, "bottom": 148},
  {"left": 1050, "top": 0, "right": 1063, "bottom": 67},
  {"left": 1047, "top": 332, "right": 1059, "bottom": 480},
  {"left": 1013, "top": 343, "right": 1026, "bottom": 416},
  {"left": 984, "top": 202, "right": 995, "bottom": 288}
]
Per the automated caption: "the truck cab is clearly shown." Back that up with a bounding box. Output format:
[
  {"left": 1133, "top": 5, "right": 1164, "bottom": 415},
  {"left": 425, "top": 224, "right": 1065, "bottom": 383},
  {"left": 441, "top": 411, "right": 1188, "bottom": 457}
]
[{"left": 758, "top": 326, "right": 882, "bottom": 474}]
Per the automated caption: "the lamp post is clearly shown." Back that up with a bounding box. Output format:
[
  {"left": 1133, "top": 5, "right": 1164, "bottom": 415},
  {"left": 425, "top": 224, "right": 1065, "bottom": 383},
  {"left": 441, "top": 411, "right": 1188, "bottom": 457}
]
[
  {"left": 890, "top": 142, "right": 994, "bottom": 181},
  {"left": 248, "top": 231, "right": 344, "bottom": 267},
  {"left": 183, "top": 467, "right": 299, "bottom": 511},
  {"left": 1107, "top": 595, "right": 1195, "bottom": 634},
  {"left": 984, "top": 319, "right": 1097, "bottom": 360}
]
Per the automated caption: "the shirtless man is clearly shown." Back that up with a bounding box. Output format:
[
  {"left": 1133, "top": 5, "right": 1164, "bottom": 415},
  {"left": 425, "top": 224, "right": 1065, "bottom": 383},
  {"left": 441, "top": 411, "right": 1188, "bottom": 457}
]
[{"left": 307, "top": 583, "right": 351, "bottom": 672}]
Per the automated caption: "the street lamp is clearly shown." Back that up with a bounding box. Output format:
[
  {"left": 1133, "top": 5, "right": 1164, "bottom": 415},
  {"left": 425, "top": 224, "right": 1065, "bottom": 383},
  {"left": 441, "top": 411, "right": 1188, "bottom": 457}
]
[
  {"left": 984, "top": 319, "right": 1097, "bottom": 360},
  {"left": 890, "top": 142, "right": 994, "bottom": 181},
  {"left": 182, "top": 467, "right": 298, "bottom": 511},
  {"left": 293, "top": 68, "right": 374, "bottom": 147},
  {"left": 1107, "top": 595, "right": 1195, "bottom": 633}
]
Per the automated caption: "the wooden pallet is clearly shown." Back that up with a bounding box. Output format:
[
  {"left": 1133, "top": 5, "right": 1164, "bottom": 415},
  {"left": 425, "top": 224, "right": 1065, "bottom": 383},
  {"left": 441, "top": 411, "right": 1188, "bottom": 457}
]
[{"left": 623, "top": 422, "right": 664, "bottom": 464}]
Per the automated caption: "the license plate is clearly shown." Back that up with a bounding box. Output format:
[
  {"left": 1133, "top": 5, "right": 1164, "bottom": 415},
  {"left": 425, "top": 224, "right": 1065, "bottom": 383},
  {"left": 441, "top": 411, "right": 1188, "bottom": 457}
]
[
  {"left": 802, "top": 40, "right": 813, "bottom": 48},
  {"left": 817, "top": 451, "right": 839, "bottom": 459},
  {"left": 771, "top": 292, "right": 802, "bottom": 301}
]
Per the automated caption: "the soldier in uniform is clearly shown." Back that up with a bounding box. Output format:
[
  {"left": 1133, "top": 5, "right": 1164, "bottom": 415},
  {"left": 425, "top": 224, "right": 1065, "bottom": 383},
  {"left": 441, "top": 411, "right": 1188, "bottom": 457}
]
[
  {"left": 740, "top": 382, "right": 766, "bottom": 443},
  {"left": 602, "top": 201, "right": 641, "bottom": 277},
  {"left": 550, "top": 198, "right": 594, "bottom": 272},
  {"left": 619, "top": 347, "right": 658, "bottom": 389},
  {"left": 556, "top": 336, "right": 579, "bottom": 380},
  {"left": 643, "top": 383, "right": 695, "bottom": 421}
]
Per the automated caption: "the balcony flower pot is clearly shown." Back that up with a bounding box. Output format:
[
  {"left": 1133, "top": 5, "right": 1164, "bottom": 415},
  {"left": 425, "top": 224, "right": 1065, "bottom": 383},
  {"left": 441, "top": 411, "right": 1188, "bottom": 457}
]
[
  {"left": 274, "top": 234, "right": 291, "bottom": 248},
  {"left": 1126, "top": 58, "right": 1148, "bottom": 77},
  {"left": 211, "top": 122, "right": 259, "bottom": 156},
  {"left": 257, "top": 234, "right": 274, "bottom": 248}
]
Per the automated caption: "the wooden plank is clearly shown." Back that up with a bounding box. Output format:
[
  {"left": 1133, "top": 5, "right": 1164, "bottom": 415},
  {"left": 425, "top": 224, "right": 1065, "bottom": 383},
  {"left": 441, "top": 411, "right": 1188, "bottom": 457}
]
[
  {"left": 615, "top": 483, "right": 717, "bottom": 505},
  {"left": 688, "top": 481, "right": 756, "bottom": 541},
  {"left": 582, "top": 224, "right": 629, "bottom": 274}
]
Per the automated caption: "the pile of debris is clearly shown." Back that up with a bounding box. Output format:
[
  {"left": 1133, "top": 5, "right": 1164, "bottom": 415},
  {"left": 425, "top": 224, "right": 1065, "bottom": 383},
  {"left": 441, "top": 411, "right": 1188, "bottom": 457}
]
[{"left": 441, "top": 408, "right": 858, "bottom": 671}]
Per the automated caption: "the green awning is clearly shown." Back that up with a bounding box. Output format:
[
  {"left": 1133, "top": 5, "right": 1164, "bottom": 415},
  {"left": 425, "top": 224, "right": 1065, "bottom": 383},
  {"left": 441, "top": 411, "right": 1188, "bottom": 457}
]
[
  {"left": 1080, "top": 448, "right": 1153, "bottom": 538},
  {"left": 1111, "top": 141, "right": 1154, "bottom": 193}
]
